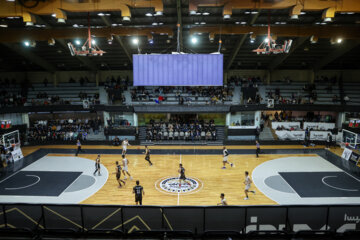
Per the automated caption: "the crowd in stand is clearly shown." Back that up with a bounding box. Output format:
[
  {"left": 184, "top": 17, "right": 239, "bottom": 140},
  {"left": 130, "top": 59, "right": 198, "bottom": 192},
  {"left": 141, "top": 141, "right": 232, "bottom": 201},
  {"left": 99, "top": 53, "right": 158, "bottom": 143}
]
[
  {"left": 130, "top": 86, "right": 233, "bottom": 105},
  {"left": 227, "top": 75, "right": 262, "bottom": 87},
  {"left": 0, "top": 78, "right": 28, "bottom": 107},
  {"left": 0, "top": 90, "right": 27, "bottom": 107},
  {"left": 104, "top": 76, "right": 129, "bottom": 105},
  {"left": 261, "top": 111, "right": 335, "bottom": 128},
  {"left": 27, "top": 117, "right": 103, "bottom": 142},
  {"left": 146, "top": 118, "right": 217, "bottom": 142}
]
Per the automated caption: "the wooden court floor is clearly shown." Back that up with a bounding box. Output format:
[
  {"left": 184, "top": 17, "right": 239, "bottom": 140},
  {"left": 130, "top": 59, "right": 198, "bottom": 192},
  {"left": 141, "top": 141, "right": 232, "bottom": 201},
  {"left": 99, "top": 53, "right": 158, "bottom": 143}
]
[{"left": 20, "top": 145, "right": 323, "bottom": 206}]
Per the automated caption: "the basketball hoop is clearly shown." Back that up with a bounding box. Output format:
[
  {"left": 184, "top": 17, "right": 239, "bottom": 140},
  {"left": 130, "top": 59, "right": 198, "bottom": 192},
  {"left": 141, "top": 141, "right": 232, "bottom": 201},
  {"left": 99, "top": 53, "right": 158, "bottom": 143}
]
[
  {"left": 252, "top": 11, "right": 292, "bottom": 55},
  {"left": 67, "top": 12, "right": 105, "bottom": 57}
]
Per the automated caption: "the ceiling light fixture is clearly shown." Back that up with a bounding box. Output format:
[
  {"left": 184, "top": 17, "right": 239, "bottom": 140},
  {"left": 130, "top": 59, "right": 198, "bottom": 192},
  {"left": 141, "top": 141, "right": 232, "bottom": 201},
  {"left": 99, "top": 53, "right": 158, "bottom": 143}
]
[
  {"left": 145, "top": 13, "right": 153, "bottom": 17},
  {"left": 337, "top": 38, "right": 343, "bottom": 43},
  {"left": 223, "top": 14, "right": 231, "bottom": 19},
  {"left": 51, "top": 13, "right": 56, "bottom": 18},
  {"left": 300, "top": 12, "right": 306, "bottom": 15},
  {"left": 200, "top": 22, "right": 206, "bottom": 25},
  {"left": 73, "top": 24, "right": 79, "bottom": 27},
  {"left": 251, "top": 11, "right": 258, "bottom": 14},
  {"left": 202, "top": 12, "right": 210, "bottom": 16},
  {"left": 290, "top": 15, "right": 299, "bottom": 19},
  {"left": 91, "top": 39, "right": 96, "bottom": 44},
  {"left": 25, "top": 22, "right": 34, "bottom": 26},
  {"left": 190, "top": 10, "right": 197, "bottom": 15},
  {"left": 155, "top": 11, "right": 163, "bottom": 16},
  {"left": 191, "top": 36, "right": 198, "bottom": 44},
  {"left": 75, "top": 40, "right": 81, "bottom": 45},
  {"left": 24, "top": 41, "right": 30, "bottom": 47},
  {"left": 324, "top": 17, "right": 332, "bottom": 22},
  {"left": 97, "top": 13, "right": 105, "bottom": 16},
  {"left": 123, "top": 16, "right": 130, "bottom": 21},
  {"left": 132, "top": 38, "right": 139, "bottom": 45},
  {"left": 57, "top": 18, "right": 66, "bottom": 23},
  {"left": 152, "top": 22, "right": 158, "bottom": 25}
]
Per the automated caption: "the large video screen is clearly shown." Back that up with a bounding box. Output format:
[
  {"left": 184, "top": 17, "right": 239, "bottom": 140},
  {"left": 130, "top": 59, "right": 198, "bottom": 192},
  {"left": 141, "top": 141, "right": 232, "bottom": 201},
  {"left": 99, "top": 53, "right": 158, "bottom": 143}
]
[{"left": 133, "top": 54, "right": 223, "bottom": 86}]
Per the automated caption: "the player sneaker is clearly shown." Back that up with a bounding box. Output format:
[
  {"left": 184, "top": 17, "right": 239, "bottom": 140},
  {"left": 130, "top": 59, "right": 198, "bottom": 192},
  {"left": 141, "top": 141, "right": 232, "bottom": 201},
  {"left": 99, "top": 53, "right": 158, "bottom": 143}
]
[
  {"left": 130, "top": 176, "right": 133, "bottom": 180},
  {"left": 222, "top": 167, "right": 226, "bottom": 169},
  {"left": 244, "top": 197, "right": 249, "bottom": 200},
  {"left": 124, "top": 176, "right": 127, "bottom": 180},
  {"left": 230, "top": 163, "right": 234, "bottom": 167}
]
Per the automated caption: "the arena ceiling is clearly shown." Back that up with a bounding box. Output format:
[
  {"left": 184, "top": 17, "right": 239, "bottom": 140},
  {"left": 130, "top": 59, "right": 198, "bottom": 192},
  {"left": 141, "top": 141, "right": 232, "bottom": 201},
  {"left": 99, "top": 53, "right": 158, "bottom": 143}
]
[{"left": 0, "top": 0, "right": 359, "bottom": 72}]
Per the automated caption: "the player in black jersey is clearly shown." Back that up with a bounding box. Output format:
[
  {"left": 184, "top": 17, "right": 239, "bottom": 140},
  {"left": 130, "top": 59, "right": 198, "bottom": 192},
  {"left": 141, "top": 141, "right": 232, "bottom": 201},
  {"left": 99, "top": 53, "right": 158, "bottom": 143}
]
[
  {"left": 178, "top": 163, "right": 189, "bottom": 185},
  {"left": 143, "top": 145, "right": 153, "bottom": 166},
  {"left": 115, "top": 161, "right": 126, "bottom": 188},
  {"left": 93, "top": 155, "right": 101, "bottom": 176},
  {"left": 133, "top": 180, "right": 145, "bottom": 205}
]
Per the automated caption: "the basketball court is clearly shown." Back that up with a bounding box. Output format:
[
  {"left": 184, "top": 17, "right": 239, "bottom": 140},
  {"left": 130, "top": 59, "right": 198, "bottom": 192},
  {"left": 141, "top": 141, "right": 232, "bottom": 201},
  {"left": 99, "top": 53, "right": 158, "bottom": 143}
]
[{"left": 1, "top": 145, "right": 359, "bottom": 206}]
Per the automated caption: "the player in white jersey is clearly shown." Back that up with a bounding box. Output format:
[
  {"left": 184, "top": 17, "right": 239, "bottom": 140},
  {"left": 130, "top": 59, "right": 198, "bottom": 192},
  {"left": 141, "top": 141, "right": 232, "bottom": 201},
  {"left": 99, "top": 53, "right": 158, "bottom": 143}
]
[
  {"left": 122, "top": 154, "right": 133, "bottom": 180},
  {"left": 122, "top": 138, "right": 130, "bottom": 155},
  {"left": 217, "top": 193, "right": 228, "bottom": 206},
  {"left": 244, "top": 171, "right": 255, "bottom": 200},
  {"left": 222, "top": 146, "right": 234, "bottom": 169}
]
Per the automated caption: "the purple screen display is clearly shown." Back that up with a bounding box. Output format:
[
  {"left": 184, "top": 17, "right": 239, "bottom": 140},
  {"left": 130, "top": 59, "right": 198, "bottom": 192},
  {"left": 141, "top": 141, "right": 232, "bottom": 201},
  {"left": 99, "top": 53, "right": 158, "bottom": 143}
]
[{"left": 133, "top": 54, "right": 223, "bottom": 86}]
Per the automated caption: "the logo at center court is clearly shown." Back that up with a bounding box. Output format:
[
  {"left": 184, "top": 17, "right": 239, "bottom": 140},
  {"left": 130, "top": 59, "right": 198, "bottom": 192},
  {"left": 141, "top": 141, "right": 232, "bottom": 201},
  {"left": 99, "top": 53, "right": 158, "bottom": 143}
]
[{"left": 155, "top": 176, "right": 203, "bottom": 195}]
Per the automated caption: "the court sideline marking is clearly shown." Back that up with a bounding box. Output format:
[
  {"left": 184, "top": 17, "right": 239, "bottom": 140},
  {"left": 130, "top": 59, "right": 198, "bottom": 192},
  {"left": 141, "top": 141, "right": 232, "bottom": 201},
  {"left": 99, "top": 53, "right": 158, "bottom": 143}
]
[{"left": 177, "top": 154, "right": 182, "bottom": 206}]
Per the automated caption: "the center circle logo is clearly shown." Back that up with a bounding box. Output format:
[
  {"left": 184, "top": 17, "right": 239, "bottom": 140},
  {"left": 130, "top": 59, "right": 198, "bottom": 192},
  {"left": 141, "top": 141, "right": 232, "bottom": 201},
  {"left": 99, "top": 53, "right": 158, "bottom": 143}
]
[{"left": 155, "top": 176, "right": 203, "bottom": 195}]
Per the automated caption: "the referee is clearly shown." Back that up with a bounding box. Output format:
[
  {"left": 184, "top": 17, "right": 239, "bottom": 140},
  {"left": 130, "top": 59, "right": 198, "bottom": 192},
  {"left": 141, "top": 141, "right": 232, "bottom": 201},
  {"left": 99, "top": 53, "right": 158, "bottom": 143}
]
[
  {"left": 75, "top": 139, "right": 84, "bottom": 156},
  {"left": 133, "top": 180, "right": 145, "bottom": 205},
  {"left": 256, "top": 141, "right": 260, "bottom": 158}
]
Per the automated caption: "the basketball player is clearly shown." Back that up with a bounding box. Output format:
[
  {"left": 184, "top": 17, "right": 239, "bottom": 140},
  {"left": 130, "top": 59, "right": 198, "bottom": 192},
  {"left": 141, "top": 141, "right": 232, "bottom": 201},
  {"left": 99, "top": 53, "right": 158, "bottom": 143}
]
[
  {"left": 122, "top": 138, "right": 131, "bottom": 155},
  {"left": 217, "top": 193, "right": 228, "bottom": 206},
  {"left": 143, "top": 145, "right": 153, "bottom": 166},
  {"left": 244, "top": 171, "right": 256, "bottom": 200},
  {"left": 115, "top": 161, "right": 126, "bottom": 188},
  {"left": 178, "top": 163, "right": 189, "bottom": 185},
  {"left": 122, "top": 154, "right": 133, "bottom": 180},
  {"left": 133, "top": 180, "right": 145, "bottom": 205},
  {"left": 75, "top": 139, "right": 84, "bottom": 156},
  {"left": 93, "top": 154, "right": 101, "bottom": 176},
  {"left": 255, "top": 141, "right": 260, "bottom": 158},
  {"left": 222, "top": 146, "right": 234, "bottom": 169}
]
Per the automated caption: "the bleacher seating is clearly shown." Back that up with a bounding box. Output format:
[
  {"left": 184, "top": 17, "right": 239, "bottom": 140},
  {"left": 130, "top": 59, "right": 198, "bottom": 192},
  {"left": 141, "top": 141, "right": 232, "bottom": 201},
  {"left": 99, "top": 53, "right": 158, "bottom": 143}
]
[
  {"left": 26, "top": 83, "right": 100, "bottom": 105},
  {"left": 343, "top": 82, "right": 360, "bottom": 105},
  {"left": 261, "top": 81, "right": 341, "bottom": 105},
  {"left": 128, "top": 86, "right": 235, "bottom": 105}
]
